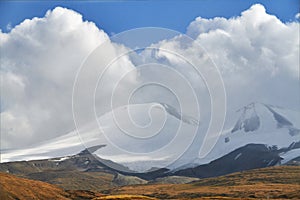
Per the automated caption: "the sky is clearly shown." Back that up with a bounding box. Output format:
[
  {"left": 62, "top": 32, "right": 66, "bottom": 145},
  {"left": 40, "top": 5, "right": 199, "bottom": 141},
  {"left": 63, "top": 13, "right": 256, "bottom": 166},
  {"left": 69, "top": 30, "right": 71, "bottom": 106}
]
[
  {"left": 0, "top": 0, "right": 299, "bottom": 35},
  {"left": 0, "top": 1, "right": 299, "bottom": 156}
]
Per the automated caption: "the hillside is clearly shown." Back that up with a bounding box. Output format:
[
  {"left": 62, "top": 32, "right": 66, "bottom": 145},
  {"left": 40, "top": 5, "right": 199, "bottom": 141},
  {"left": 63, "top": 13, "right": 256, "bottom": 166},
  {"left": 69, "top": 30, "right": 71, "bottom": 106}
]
[
  {"left": 0, "top": 172, "right": 69, "bottom": 200},
  {"left": 1, "top": 166, "right": 299, "bottom": 199},
  {"left": 106, "top": 166, "right": 300, "bottom": 199}
]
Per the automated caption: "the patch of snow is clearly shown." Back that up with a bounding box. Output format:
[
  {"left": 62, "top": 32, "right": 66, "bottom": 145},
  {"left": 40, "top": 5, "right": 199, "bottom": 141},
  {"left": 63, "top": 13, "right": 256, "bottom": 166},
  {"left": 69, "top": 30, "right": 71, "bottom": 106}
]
[
  {"left": 267, "top": 159, "right": 274, "bottom": 166},
  {"left": 50, "top": 156, "right": 70, "bottom": 162},
  {"left": 234, "top": 153, "right": 242, "bottom": 160},
  {"left": 280, "top": 148, "right": 300, "bottom": 164}
]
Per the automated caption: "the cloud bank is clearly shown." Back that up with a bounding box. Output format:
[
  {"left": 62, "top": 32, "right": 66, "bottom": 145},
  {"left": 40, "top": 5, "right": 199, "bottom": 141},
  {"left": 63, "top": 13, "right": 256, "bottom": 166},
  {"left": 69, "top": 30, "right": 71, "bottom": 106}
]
[
  {"left": 187, "top": 4, "right": 300, "bottom": 120},
  {"left": 1, "top": 4, "right": 299, "bottom": 150},
  {"left": 0, "top": 7, "right": 129, "bottom": 148}
]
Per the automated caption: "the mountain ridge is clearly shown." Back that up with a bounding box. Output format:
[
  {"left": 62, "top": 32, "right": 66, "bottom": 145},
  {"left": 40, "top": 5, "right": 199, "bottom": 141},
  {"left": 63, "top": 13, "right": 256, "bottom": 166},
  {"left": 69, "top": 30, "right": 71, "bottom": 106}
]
[{"left": 1, "top": 102, "right": 299, "bottom": 176}]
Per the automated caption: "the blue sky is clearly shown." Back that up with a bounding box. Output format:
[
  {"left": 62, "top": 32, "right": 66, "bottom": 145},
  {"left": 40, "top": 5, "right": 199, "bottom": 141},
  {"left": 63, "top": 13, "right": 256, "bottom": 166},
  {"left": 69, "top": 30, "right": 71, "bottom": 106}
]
[{"left": 1, "top": 0, "right": 299, "bottom": 35}]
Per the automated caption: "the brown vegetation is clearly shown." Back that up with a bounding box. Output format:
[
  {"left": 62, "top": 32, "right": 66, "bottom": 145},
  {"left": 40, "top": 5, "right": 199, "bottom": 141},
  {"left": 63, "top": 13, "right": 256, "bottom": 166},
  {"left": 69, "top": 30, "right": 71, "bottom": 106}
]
[
  {"left": 93, "top": 194, "right": 157, "bottom": 200},
  {"left": 1, "top": 166, "right": 299, "bottom": 199},
  {"left": 106, "top": 166, "right": 300, "bottom": 199},
  {"left": 0, "top": 172, "right": 69, "bottom": 200}
]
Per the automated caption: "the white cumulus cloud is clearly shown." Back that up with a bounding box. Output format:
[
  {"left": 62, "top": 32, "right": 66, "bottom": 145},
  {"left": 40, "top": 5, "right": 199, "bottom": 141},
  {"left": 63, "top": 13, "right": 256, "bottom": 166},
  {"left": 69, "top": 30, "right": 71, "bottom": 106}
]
[
  {"left": 0, "top": 7, "right": 134, "bottom": 149},
  {"left": 152, "top": 4, "right": 299, "bottom": 116}
]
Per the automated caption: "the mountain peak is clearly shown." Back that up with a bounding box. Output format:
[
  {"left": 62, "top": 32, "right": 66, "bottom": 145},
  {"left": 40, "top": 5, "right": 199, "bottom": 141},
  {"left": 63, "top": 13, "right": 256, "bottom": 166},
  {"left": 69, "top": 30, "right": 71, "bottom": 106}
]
[
  {"left": 232, "top": 102, "right": 261, "bottom": 133},
  {"left": 231, "top": 102, "right": 300, "bottom": 136},
  {"left": 158, "top": 102, "right": 200, "bottom": 126},
  {"left": 78, "top": 144, "right": 107, "bottom": 156}
]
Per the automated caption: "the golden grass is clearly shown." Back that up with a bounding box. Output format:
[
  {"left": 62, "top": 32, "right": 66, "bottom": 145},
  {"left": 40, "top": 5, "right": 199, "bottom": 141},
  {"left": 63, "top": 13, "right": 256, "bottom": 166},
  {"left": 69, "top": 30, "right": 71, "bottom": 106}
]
[
  {"left": 93, "top": 194, "right": 157, "bottom": 200},
  {"left": 105, "top": 166, "right": 300, "bottom": 200},
  {"left": 106, "top": 183, "right": 300, "bottom": 199},
  {"left": 0, "top": 172, "right": 69, "bottom": 200},
  {"left": 1, "top": 166, "right": 299, "bottom": 199}
]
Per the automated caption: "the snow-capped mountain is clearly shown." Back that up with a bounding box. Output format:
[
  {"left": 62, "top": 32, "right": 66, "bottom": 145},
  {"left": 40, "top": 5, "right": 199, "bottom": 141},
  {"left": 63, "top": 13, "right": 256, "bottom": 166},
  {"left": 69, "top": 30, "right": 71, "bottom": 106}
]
[
  {"left": 1, "top": 102, "right": 299, "bottom": 174},
  {"left": 1, "top": 102, "right": 200, "bottom": 172},
  {"left": 189, "top": 102, "right": 300, "bottom": 168}
]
